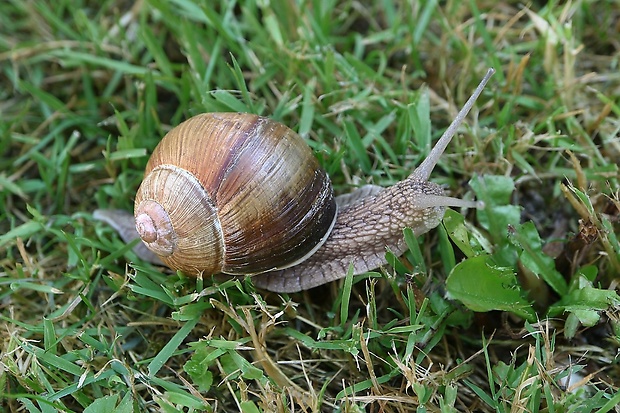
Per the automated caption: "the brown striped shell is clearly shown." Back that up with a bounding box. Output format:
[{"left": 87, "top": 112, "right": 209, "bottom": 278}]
[{"left": 134, "top": 113, "right": 337, "bottom": 276}]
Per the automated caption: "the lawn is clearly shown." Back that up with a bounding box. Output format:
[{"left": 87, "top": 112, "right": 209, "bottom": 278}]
[{"left": 1, "top": 1, "right": 619, "bottom": 412}]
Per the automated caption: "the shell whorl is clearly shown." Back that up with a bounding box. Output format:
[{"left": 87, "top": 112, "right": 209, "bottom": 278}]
[
  {"left": 135, "top": 201, "right": 175, "bottom": 254},
  {"left": 134, "top": 164, "right": 224, "bottom": 274}
]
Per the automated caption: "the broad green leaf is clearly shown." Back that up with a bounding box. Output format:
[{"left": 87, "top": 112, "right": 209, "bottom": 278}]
[
  {"left": 548, "top": 284, "right": 620, "bottom": 316},
  {"left": 469, "top": 175, "right": 515, "bottom": 204},
  {"left": 469, "top": 175, "right": 521, "bottom": 247},
  {"left": 445, "top": 255, "right": 536, "bottom": 321}
]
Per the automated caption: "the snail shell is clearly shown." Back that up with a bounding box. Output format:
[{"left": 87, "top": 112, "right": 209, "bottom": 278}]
[{"left": 133, "top": 113, "right": 338, "bottom": 276}]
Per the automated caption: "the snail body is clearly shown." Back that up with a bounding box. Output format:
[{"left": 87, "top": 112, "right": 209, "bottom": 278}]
[{"left": 95, "top": 69, "right": 494, "bottom": 292}]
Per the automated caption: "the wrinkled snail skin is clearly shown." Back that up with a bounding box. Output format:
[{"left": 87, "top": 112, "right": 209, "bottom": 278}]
[
  {"left": 251, "top": 179, "right": 448, "bottom": 292},
  {"left": 95, "top": 68, "right": 495, "bottom": 293}
]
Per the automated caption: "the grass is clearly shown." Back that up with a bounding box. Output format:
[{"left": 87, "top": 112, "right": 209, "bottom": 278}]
[{"left": 1, "top": 0, "right": 619, "bottom": 411}]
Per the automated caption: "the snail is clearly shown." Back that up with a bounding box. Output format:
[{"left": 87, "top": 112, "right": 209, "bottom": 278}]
[{"left": 95, "top": 68, "right": 494, "bottom": 293}]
